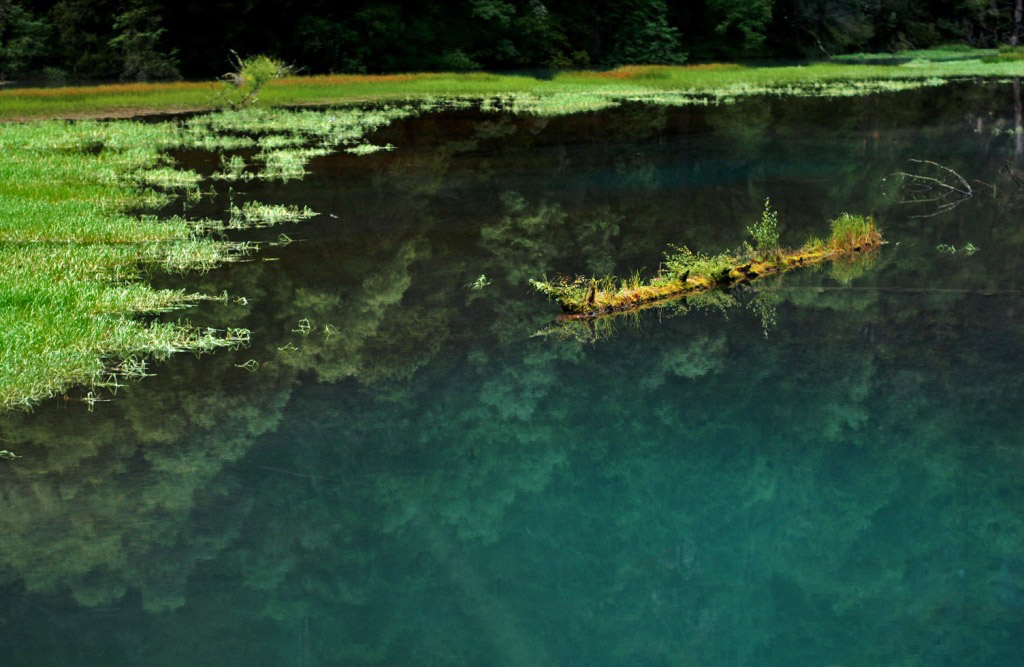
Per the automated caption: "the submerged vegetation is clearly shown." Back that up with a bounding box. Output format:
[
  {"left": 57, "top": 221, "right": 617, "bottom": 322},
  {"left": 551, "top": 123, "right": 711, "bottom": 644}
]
[{"left": 532, "top": 204, "right": 883, "bottom": 319}]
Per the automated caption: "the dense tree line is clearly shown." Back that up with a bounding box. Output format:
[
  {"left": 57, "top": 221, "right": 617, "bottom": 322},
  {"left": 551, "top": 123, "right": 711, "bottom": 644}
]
[{"left": 0, "top": 1, "right": 1022, "bottom": 81}]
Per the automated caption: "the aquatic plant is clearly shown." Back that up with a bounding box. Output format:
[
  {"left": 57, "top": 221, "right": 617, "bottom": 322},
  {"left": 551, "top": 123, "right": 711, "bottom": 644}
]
[
  {"left": 227, "top": 201, "right": 318, "bottom": 229},
  {"left": 936, "top": 242, "right": 980, "bottom": 256},
  {"left": 210, "top": 154, "right": 252, "bottom": 181},
  {"left": 344, "top": 143, "right": 395, "bottom": 155},
  {"left": 137, "top": 165, "right": 202, "bottom": 188},
  {"left": 465, "top": 274, "right": 492, "bottom": 290},
  {"left": 532, "top": 212, "right": 882, "bottom": 318}
]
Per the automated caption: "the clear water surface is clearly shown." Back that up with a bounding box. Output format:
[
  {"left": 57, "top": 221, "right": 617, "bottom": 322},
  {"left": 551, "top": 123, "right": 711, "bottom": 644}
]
[{"left": 1, "top": 82, "right": 1023, "bottom": 665}]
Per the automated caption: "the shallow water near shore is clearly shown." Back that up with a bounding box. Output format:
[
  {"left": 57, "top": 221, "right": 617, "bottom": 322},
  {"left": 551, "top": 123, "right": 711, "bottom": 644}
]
[{"left": 1, "top": 82, "right": 1024, "bottom": 665}]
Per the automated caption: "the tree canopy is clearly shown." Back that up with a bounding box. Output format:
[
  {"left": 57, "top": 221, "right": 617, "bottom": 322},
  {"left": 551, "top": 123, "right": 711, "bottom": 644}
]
[{"left": 1, "top": 0, "right": 1023, "bottom": 81}]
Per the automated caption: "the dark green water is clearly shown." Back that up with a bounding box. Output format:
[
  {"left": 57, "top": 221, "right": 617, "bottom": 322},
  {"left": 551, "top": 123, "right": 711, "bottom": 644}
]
[{"left": 2, "top": 83, "right": 1024, "bottom": 665}]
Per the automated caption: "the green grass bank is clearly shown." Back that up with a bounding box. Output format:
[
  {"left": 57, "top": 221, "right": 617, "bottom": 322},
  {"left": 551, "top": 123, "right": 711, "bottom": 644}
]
[
  {"left": 3, "top": 58, "right": 1024, "bottom": 120},
  {"left": 0, "top": 106, "right": 414, "bottom": 408}
]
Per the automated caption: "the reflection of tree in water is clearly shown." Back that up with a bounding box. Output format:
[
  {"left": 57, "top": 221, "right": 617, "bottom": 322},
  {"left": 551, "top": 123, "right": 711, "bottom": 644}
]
[
  {"left": 0, "top": 349, "right": 295, "bottom": 613},
  {"left": 2, "top": 87, "right": 1024, "bottom": 663}
]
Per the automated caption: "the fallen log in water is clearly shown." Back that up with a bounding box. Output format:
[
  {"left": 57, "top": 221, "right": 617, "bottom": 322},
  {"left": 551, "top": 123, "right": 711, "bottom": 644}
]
[{"left": 531, "top": 213, "right": 883, "bottom": 321}]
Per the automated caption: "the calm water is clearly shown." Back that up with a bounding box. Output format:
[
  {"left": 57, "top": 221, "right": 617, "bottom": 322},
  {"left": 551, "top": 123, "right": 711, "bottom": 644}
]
[{"left": 2, "top": 83, "right": 1024, "bottom": 665}]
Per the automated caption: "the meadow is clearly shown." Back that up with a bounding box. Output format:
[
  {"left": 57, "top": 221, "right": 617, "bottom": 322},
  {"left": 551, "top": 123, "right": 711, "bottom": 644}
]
[{"left": 3, "top": 57, "right": 1024, "bottom": 120}]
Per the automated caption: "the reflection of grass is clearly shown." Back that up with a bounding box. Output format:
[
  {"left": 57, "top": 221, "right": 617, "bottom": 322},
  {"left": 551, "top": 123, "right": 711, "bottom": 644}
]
[
  {"left": 532, "top": 213, "right": 882, "bottom": 318},
  {"left": 3, "top": 60, "right": 1024, "bottom": 119},
  {"left": 534, "top": 286, "right": 744, "bottom": 342}
]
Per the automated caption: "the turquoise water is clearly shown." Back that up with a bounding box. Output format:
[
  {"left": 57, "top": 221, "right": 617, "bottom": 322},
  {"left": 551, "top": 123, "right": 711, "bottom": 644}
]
[{"left": 2, "top": 83, "right": 1024, "bottom": 665}]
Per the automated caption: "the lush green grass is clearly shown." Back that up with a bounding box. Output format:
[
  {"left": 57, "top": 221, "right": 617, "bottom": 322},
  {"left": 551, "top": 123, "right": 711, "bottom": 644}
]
[
  {"left": 831, "top": 46, "right": 997, "bottom": 63},
  {"left": 982, "top": 46, "right": 1024, "bottom": 63},
  {"left": 0, "top": 106, "right": 413, "bottom": 408},
  {"left": 3, "top": 60, "right": 1024, "bottom": 120}
]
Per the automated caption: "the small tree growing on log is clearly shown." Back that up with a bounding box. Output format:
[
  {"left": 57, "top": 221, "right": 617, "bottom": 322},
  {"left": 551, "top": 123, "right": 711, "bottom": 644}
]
[{"left": 747, "top": 197, "right": 780, "bottom": 258}]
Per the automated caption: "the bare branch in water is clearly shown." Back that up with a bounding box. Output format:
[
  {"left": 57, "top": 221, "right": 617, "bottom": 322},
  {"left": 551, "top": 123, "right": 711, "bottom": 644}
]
[
  {"left": 883, "top": 159, "right": 976, "bottom": 218},
  {"left": 907, "top": 159, "right": 973, "bottom": 193}
]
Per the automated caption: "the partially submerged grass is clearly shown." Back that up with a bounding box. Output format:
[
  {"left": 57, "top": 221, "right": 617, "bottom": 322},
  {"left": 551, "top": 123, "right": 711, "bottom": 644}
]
[
  {"left": 0, "top": 120, "right": 238, "bottom": 407},
  {"left": 0, "top": 105, "right": 413, "bottom": 408},
  {"left": 227, "top": 201, "right": 318, "bottom": 228},
  {"left": 210, "top": 154, "right": 252, "bottom": 181},
  {"left": 531, "top": 211, "right": 883, "bottom": 319},
  {"left": 344, "top": 142, "right": 395, "bottom": 155}
]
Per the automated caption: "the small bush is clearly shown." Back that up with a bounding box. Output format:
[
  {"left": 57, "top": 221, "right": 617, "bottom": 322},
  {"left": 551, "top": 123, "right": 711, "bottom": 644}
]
[
  {"left": 213, "top": 52, "right": 291, "bottom": 109},
  {"left": 747, "top": 198, "right": 780, "bottom": 256},
  {"left": 828, "top": 213, "right": 877, "bottom": 248},
  {"left": 432, "top": 49, "right": 481, "bottom": 72}
]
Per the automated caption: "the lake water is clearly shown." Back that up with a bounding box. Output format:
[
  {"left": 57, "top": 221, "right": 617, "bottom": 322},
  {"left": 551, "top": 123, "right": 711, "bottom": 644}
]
[{"left": 1, "top": 82, "right": 1023, "bottom": 665}]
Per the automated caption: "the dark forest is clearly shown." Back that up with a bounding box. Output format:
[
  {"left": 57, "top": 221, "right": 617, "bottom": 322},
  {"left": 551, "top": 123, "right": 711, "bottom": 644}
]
[{"left": 2, "top": 0, "right": 1023, "bottom": 81}]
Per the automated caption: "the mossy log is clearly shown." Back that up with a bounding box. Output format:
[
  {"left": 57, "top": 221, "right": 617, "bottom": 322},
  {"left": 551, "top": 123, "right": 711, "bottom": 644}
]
[{"left": 533, "top": 216, "right": 883, "bottom": 321}]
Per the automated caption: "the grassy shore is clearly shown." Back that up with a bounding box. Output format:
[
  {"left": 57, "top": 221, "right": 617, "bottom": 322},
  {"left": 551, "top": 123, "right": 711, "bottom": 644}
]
[
  {"left": 3, "top": 59, "right": 1024, "bottom": 120},
  {"left": 0, "top": 59, "right": 1018, "bottom": 408},
  {"left": 0, "top": 107, "right": 412, "bottom": 408}
]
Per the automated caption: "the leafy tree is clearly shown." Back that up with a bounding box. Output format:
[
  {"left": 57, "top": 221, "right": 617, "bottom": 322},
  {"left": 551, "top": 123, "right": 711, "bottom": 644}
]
[
  {"left": 606, "top": 0, "right": 686, "bottom": 64},
  {"left": 49, "top": 0, "right": 120, "bottom": 78},
  {"left": 1014, "top": 0, "right": 1023, "bottom": 45},
  {"left": 108, "top": 1, "right": 180, "bottom": 81},
  {"left": 708, "top": 0, "right": 774, "bottom": 54},
  {"left": 0, "top": 1, "right": 51, "bottom": 79}
]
